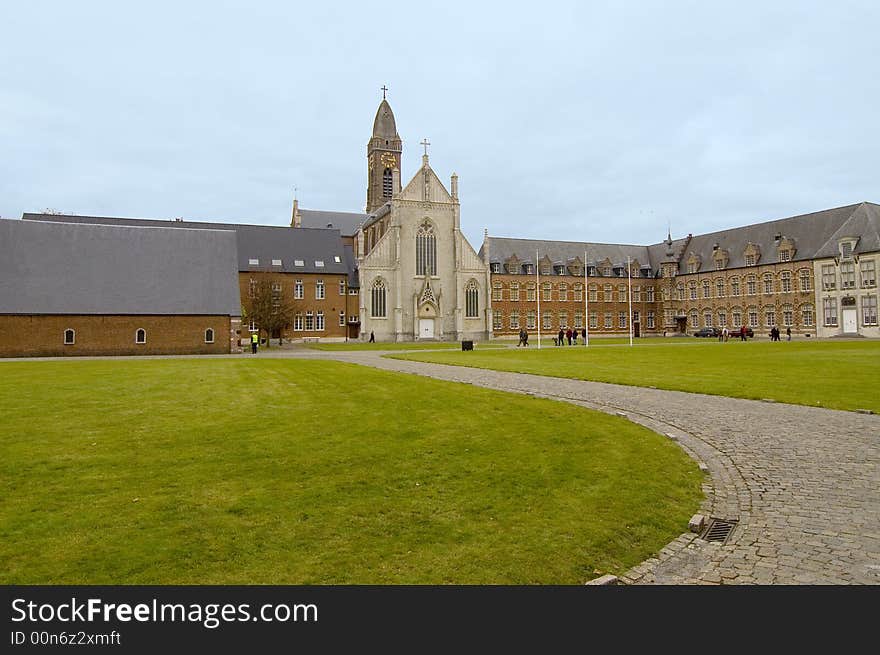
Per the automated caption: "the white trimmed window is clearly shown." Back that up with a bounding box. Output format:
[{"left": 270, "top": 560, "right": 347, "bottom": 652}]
[
  {"left": 249, "top": 278, "right": 257, "bottom": 298},
  {"left": 509, "top": 311, "right": 519, "bottom": 329},
  {"left": 704, "top": 312, "right": 712, "bottom": 327},
  {"left": 371, "top": 278, "right": 387, "bottom": 318},
  {"left": 860, "top": 260, "right": 876, "bottom": 288},
  {"left": 618, "top": 285, "right": 627, "bottom": 302},
  {"left": 716, "top": 279, "right": 725, "bottom": 297},
  {"left": 558, "top": 283, "right": 568, "bottom": 301},
  {"left": 604, "top": 313, "right": 613, "bottom": 329},
  {"left": 466, "top": 280, "right": 479, "bottom": 318},
  {"left": 542, "top": 311, "right": 552, "bottom": 330},
  {"left": 801, "top": 304, "right": 814, "bottom": 327},
  {"left": 646, "top": 311, "right": 655, "bottom": 329},
  {"left": 863, "top": 295, "right": 878, "bottom": 326},
  {"left": 781, "top": 271, "right": 792, "bottom": 293},
  {"left": 573, "top": 284, "right": 583, "bottom": 302},
  {"left": 559, "top": 311, "right": 568, "bottom": 328},
  {"left": 510, "top": 283, "right": 520, "bottom": 302},
  {"left": 135, "top": 328, "right": 147, "bottom": 344},
  {"left": 747, "top": 276, "right": 757, "bottom": 295},
  {"left": 294, "top": 259, "right": 304, "bottom": 267},
  {"left": 305, "top": 311, "right": 314, "bottom": 331},
  {"left": 294, "top": 279, "right": 304, "bottom": 299},
  {"left": 590, "top": 312, "right": 598, "bottom": 329},
  {"left": 339, "top": 280, "right": 346, "bottom": 295},
  {"left": 782, "top": 306, "right": 793, "bottom": 327},
  {"left": 588, "top": 285, "right": 597, "bottom": 302},
  {"left": 730, "top": 278, "right": 740, "bottom": 296},
  {"left": 493, "top": 311, "right": 503, "bottom": 330},
  {"left": 763, "top": 274, "right": 774, "bottom": 294},
  {"left": 618, "top": 312, "right": 627, "bottom": 329},
  {"left": 63, "top": 328, "right": 75, "bottom": 345},
  {"left": 717, "top": 311, "right": 727, "bottom": 327},
  {"left": 526, "top": 311, "right": 536, "bottom": 329},
  {"left": 204, "top": 328, "right": 215, "bottom": 343},
  {"left": 316, "top": 279, "right": 325, "bottom": 300},
  {"left": 526, "top": 284, "right": 536, "bottom": 302},
  {"left": 799, "top": 269, "right": 812, "bottom": 291},
  {"left": 294, "top": 314, "right": 303, "bottom": 331},
  {"left": 702, "top": 280, "right": 710, "bottom": 298},
  {"left": 765, "top": 309, "right": 776, "bottom": 327},
  {"left": 271, "top": 283, "right": 281, "bottom": 309},
  {"left": 632, "top": 286, "right": 641, "bottom": 303},
  {"left": 689, "top": 310, "right": 698, "bottom": 328},
  {"left": 492, "top": 282, "right": 503, "bottom": 301},
  {"left": 821, "top": 264, "right": 836, "bottom": 290},
  {"left": 748, "top": 309, "right": 758, "bottom": 328},
  {"left": 840, "top": 262, "right": 855, "bottom": 289},
  {"left": 249, "top": 320, "right": 257, "bottom": 332},
  {"left": 542, "top": 283, "right": 552, "bottom": 302},
  {"left": 689, "top": 282, "right": 697, "bottom": 300},
  {"left": 574, "top": 312, "right": 583, "bottom": 329},
  {"left": 316, "top": 311, "right": 325, "bottom": 331},
  {"left": 745, "top": 254, "right": 756, "bottom": 266},
  {"left": 823, "top": 298, "right": 837, "bottom": 326},
  {"left": 339, "top": 311, "right": 345, "bottom": 327},
  {"left": 646, "top": 287, "right": 655, "bottom": 302}
]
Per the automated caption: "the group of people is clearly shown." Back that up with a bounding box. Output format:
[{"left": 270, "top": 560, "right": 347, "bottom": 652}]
[
  {"left": 769, "top": 326, "right": 791, "bottom": 341},
  {"left": 555, "top": 328, "right": 586, "bottom": 346}
]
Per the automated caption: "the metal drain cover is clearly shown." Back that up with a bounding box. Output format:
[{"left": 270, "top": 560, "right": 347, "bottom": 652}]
[{"left": 702, "top": 518, "right": 738, "bottom": 544}]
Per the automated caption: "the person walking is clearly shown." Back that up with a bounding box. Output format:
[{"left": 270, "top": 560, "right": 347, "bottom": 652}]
[
  {"left": 581, "top": 327, "right": 587, "bottom": 345},
  {"left": 518, "top": 328, "right": 526, "bottom": 347},
  {"left": 557, "top": 328, "right": 564, "bottom": 346},
  {"left": 786, "top": 326, "right": 791, "bottom": 341},
  {"left": 740, "top": 325, "right": 746, "bottom": 341},
  {"left": 369, "top": 330, "right": 375, "bottom": 343},
  {"left": 251, "top": 331, "right": 259, "bottom": 354},
  {"left": 566, "top": 328, "right": 573, "bottom": 345}
]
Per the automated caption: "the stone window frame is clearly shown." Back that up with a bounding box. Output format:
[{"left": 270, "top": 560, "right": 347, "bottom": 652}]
[
  {"left": 294, "top": 279, "right": 304, "bottom": 299},
  {"left": 731, "top": 307, "right": 743, "bottom": 327},
  {"left": 801, "top": 303, "right": 814, "bottom": 327},
  {"left": 646, "top": 286, "right": 655, "bottom": 303},
  {"left": 646, "top": 311, "right": 655, "bottom": 329},
  {"left": 715, "top": 278, "right": 725, "bottom": 297},
  {"left": 509, "top": 311, "right": 520, "bottom": 329},
  {"left": 823, "top": 297, "right": 838, "bottom": 326},
  {"left": 63, "top": 328, "right": 75, "bottom": 345},
  {"left": 558, "top": 282, "right": 568, "bottom": 302},
  {"left": 574, "top": 312, "right": 584, "bottom": 328},
  {"left": 840, "top": 261, "right": 856, "bottom": 289},
  {"left": 588, "top": 284, "right": 597, "bottom": 302},
  {"left": 558, "top": 311, "right": 568, "bottom": 328},
  {"left": 703, "top": 310, "right": 713, "bottom": 327},
  {"left": 730, "top": 276, "right": 741, "bottom": 297},
  {"left": 746, "top": 275, "right": 757, "bottom": 296},
  {"left": 688, "top": 309, "right": 698, "bottom": 328},
  {"left": 717, "top": 310, "right": 727, "bottom": 327},
  {"left": 862, "top": 295, "right": 878, "bottom": 326},
  {"left": 618, "top": 311, "right": 627, "bottom": 329},
  {"left": 526, "top": 283, "right": 536, "bottom": 302},
  {"left": 763, "top": 273, "right": 774, "bottom": 295},
  {"left": 542, "top": 282, "right": 553, "bottom": 302},
  {"left": 604, "top": 312, "right": 613, "bottom": 329},
  {"left": 781, "top": 305, "right": 793, "bottom": 327},
  {"left": 510, "top": 282, "right": 520, "bottom": 302},
  {"left": 370, "top": 278, "right": 388, "bottom": 319},
  {"left": 526, "top": 311, "right": 536, "bottom": 330},
  {"left": 618, "top": 284, "right": 627, "bottom": 302},
  {"left": 135, "top": 328, "right": 147, "bottom": 344},
  {"left": 860, "top": 259, "right": 876, "bottom": 288},
  {"left": 702, "top": 280, "right": 711, "bottom": 298},
  {"left": 821, "top": 264, "right": 836, "bottom": 291},
  {"left": 763, "top": 306, "right": 776, "bottom": 327},
  {"left": 603, "top": 283, "right": 613, "bottom": 301},
  {"left": 747, "top": 307, "right": 759, "bottom": 328},
  {"left": 573, "top": 283, "right": 583, "bottom": 302},
  {"left": 493, "top": 310, "right": 504, "bottom": 330},
  {"left": 799, "top": 268, "right": 812, "bottom": 291},
  {"left": 415, "top": 220, "right": 437, "bottom": 277},
  {"left": 688, "top": 281, "right": 697, "bottom": 300},
  {"left": 492, "top": 281, "right": 503, "bottom": 302},
  {"left": 542, "top": 311, "right": 553, "bottom": 330},
  {"left": 465, "top": 279, "right": 480, "bottom": 318},
  {"left": 204, "top": 328, "right": 214, "bottom": 344},
  {"left": 589, "top": 311, "right": 598, "bottom": 329}
]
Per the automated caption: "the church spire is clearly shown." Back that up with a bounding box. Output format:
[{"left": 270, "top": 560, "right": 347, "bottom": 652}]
[{"left": 366, "top": 88, "right": 403, "bottom": 213}]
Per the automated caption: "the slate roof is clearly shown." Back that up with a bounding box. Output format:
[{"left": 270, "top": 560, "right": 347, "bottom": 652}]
[
  {"left": 22, "top": 213, "right": 350, "bottom": 275},
  {"left": 0, "top": 219, "right": 241, "bottom": 315},
  {"left": 343, "top": 244, "right": 360, "bottom": 289},
  {"left": 298, "top": 209, "right": 368, "bottom": 236},
  {"left": 485, "top": 237, "right": 654, "bottom": 273},
  {"left": 675, "top": 203, "right": 879, "bottom": 273}
]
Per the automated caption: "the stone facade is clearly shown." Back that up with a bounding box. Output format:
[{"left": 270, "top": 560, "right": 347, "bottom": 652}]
[{"left": 814, "top": 251, "right": 879, "bottom": 338}]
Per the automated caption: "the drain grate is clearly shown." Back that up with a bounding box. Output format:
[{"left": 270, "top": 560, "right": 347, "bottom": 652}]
[{"left": 702, "top": 518, "right": 738, "bottom": 544}]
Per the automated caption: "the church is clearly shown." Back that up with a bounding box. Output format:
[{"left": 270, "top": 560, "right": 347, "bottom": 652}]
[{"left": 1, "top": 93, "right": 879, "bottom": 357}]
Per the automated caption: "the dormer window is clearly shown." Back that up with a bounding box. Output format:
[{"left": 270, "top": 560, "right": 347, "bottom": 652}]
[
  {"left": 271, "top": 259, "right": 282, "bottom": 266},
  {"left": 840, "top": 241, "right": 854, "bottom": 259},
  {"left": 490, "top": 262, "right": 501, "bottom": 274},
  {"left": 523, "top": 264, "right": 534, "bottom": 275},
  {"left": 779, "top": 250, "right": 791, "bottom": 262},
  {"left": 315, "top": 260, "right": 325, "bottom": 268},
  {"left": 334, "top": 256, "right": 342, "bottom": 263},
  {"left": 248, "top": 258, "right": 259, "bottom": 266},
  {"left": 294, "top": 259, "right": 304, "bottom": 267},
  {"left": 588, "top": 266, "right": 597, "bottom": 276},
  {"left": 554, "top": 265, "right": 565, "bottom": 276}
]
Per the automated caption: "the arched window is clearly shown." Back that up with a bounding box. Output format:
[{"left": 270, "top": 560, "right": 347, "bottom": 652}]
[
  {"left": 371, "top": 278, "right": 387, "bottom": 318},
  {"left": 415, "top": 220, "right": 437, "bottom": 276},
  {"left": 205, "top": 328, "right": 215, "bottom": 343},
  {"left": 465, "top": 279, "right": 479, "bottom": 318},
  {"left": 382, "top": 168, "right": 393, "bottom": 197},
  {"left": 135, "top": 328, "right": 147, "bottom": 344},
  {"left": 63, "top": 328, "right": 75, "bottom": 345}
]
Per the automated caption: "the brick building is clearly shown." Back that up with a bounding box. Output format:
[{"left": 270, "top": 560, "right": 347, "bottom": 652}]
[{"left": 0, "top": 219, "right": 241, "bottom": 357}]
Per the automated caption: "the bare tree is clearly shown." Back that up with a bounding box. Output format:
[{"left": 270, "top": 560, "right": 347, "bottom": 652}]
[{"left": 245, "top": 275, "right": 296, "bottom": 347}]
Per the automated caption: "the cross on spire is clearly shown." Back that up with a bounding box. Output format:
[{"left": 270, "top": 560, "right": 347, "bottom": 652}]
[
  {"left": 381, "top": 85, "right": 388, "bottom": 100},
  {"left": 420, "top": 138, "right": 431, "bottom": 156}
]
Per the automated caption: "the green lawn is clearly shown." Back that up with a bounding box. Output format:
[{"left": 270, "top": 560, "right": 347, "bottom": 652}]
[
  {"left": 391, "top": 340, "right": 880, "bottom": 413},
  {"left": 0, "top": 359, "right": 701, "bottom": 584}
]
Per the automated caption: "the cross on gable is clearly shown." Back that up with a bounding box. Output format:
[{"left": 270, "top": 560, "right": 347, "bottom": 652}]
[
  {"left": 420, "top": 138, "right": 430, "bottom": 156},
  {"left": 381, "top": 85, "right": 388, "bottom": 99}
]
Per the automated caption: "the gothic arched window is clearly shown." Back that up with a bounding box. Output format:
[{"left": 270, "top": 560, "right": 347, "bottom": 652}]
[
  {"left": 416, "top": 220, "right": 437, "bottom": 276},
  {"left": 465, "top": 279, "right": 479, "bottom": 318},
  {"left": 371, "top": 278, "right": 387, "bottom": 318},
  {"left": 382, "top": 169, "right": 393, "bottom": 198}
]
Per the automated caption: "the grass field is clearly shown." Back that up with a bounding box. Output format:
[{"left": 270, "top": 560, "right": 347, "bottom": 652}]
[
  {"left": 0, "top": 358, "right": 702, "bottom": 584},
  {"left": 391, "top": 339, "right": 880, "bottom": 413}
]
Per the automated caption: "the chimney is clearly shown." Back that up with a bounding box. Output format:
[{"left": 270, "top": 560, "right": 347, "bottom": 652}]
[{"left": 291, "top": 197, "right": 301, "bottom": 228}]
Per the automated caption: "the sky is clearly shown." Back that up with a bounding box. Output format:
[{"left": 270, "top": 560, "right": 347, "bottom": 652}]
[{"left": 1, "top": 1, "right": 878, "bottom": 249}]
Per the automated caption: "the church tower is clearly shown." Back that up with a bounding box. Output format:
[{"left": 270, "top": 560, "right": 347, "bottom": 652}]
[{"left": 366, "top": 90, "right": 403, "bottom": 213}]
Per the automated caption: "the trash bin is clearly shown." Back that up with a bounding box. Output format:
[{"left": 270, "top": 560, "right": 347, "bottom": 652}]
[{"left": 461, "top": 340, "right": 473, "bottom": 351}]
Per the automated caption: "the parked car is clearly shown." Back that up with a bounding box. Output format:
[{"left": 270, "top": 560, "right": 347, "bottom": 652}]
[{"left": 693, "top": 327, "right": 719, "bottom": 338}]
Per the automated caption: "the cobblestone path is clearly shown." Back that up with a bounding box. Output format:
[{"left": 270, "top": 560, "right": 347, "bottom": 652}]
[{"left": 297, "top": 349, "right": 880, "bottom": 585}]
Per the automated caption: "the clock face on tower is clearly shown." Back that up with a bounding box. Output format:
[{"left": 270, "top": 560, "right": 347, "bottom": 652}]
[{"left": 380, "top": 153, "right": 397, "bottom": 169}]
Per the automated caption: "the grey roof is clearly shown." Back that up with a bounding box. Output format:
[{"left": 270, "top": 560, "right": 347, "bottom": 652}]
[
  {"left": 0, "top": 219, "right": 241, "bottom": 315},
  {"left": 343, "top": 244, "right": 360, "bottom": 289},
  {"left": 298, "top": 209, "right": 368, "bottom": 236},
  {"left": 677, "top": 202, "right": 880, "bottom": 273},
  {"left": 22, "top": 213, "right": 349, "bottom": 274},
  {"left": 486, "top": 237, "right": 653, "bottom": 273}
]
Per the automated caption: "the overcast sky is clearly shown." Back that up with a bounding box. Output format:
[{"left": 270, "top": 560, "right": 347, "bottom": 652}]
[{"left": 2, "top": 1, "right": 877, "bottom": 248}]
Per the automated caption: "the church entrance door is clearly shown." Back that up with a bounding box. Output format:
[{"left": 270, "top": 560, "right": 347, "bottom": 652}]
[{"left": 419, "top": 319, "right": 435, "bottom": 339}]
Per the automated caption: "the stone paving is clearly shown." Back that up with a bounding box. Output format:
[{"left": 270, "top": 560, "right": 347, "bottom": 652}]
[{"left": 293, "top": 348, "right": 880, "bottom": 585}]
